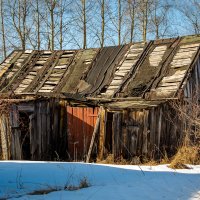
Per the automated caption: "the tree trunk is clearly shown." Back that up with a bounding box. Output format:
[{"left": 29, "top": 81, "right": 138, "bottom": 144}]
[
  {"left": 118, "top": 0, "right": 121, "bottom": 45},
  {"left": 82, "top": 0, "right": 87, "bottom": 49},
  {"left": 142, "top": 0, "right": 148, "bottom": 42},
  {"left": 100, "top": 0, "right": 105, "bottom": 48},
  {"left": 22, "top": 0, "right": 27, "bottom": 51},
  {"left": 0, "top": 0, "right": 6, "bottom": 58},
  {"left": 59, "top": 0, "right": 63, "bottom": 49},
  {"left": 128, "top": 0, "right": 135, "bottom": 43},
  {"left": 36, "top": 0, "right": 40, "bottom": 50},
  {"left": 50, "top": 3, "right": 55, "bottom": 50}
]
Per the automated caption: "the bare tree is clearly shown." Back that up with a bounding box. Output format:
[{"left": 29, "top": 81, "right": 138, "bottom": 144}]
[
  {"left": 82, "top": 0, "right": 87, "bottom": 49},
  {"left": 45, "top": 0, "right": 58, "bottom": 50},
  {"left": 149, "top": 0, "right": 171, "bottom": 39},
  {"left": 118, "top": 0, "right": 122, "bottom": 45},
  {"left": 8, "top": 0, "right": 30, "bottom": 50},
  {"left": 176, "top": 0, "right": 200, "bottom": 34},
  {"left": 171, "top": 94, "right": 200, "bottom": 148},
  {"left": 36, "top": 0, "right": 41, "bottom": 50},
  {"left": 126, "top": 0, "right": 136, "bottom": 43},
  {"left": 100, "top": 0, "right": 105, "bottom": 47},
  {"left": 139, "top": 0, "right": 150, "bottom": 42},
  {"left": 0, "top": 0, "right": 6, "bottom": 58}
]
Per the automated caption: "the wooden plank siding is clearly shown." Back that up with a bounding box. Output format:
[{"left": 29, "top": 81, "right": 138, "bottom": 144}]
[{"left": 97, "top": 103, "right": 183, "bottom": 162}]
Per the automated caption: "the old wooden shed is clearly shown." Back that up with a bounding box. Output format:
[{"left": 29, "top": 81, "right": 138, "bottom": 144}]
[{"left": 0, "top": 35, "right": 200, "bottom": 162}]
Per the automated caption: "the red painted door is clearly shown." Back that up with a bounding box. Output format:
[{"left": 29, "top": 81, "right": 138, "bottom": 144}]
[{"left": 67, "top": 106, "right": 99, "bottom": 160}]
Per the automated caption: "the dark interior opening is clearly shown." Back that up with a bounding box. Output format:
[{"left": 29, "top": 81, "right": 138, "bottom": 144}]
[
  {"left": 105, "top": 112, "right": 113, "bottom": 155},
  {"left": 19, "top": 112, "right": 31, "bottom": 160}
]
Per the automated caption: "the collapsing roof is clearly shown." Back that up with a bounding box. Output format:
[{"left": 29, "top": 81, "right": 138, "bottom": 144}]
[{"left": 0, "top": 35, "right": 200, "bottom": 109}]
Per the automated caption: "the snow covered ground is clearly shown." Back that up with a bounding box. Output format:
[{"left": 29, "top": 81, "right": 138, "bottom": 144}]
[{"left": 0, "top": 161, "right": 200, "bottom": 200}]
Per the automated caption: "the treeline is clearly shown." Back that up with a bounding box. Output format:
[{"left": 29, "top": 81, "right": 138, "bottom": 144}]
[{"left": 0, "top": 0, "right": 199, "bottom": 60}]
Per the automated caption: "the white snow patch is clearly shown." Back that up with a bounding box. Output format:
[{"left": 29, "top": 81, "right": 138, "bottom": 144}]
[{"left": 0, "top": 161, "right": 200, "bottom": 200}]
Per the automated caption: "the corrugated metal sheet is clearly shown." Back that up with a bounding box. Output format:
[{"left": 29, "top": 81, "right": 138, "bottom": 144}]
[{"left": 67, "top": 106, "right": 98, "bottom": 160}]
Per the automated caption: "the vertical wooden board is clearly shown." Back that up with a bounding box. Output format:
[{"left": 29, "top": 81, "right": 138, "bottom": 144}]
[
  {"left": 73, "top": 107, "right": 78, "bottom": 160},
  {"left": 29, "top": 113, "right": 35, "bottom": 160},
  {"left": 84, "top": 107, "right": 89, "bottom": 147},
  {"left": 88, "top": 107, "right": 94, "bottom": 138},
  {"left": 98, "top": 107, "right": 106, "bottom": 160},
  {"left": 77, "top": 107, "right": 84, "bottom": 158},
  {"left": 157, "top": 108, "right": 162, "bottom": 153},
  {"left": 149, "top": 108, "right": 155, "bottom": 156},
  {"left": 41, "top": 102, "right": 47, "bottom": 159},
  {"left": 83, "top": 107, "right": 88, "bottom": 158},
  {"left": 86, "top": 109, "right": 100, "bottom": 163},
  {"left": 93, "top": 107, "right": 99, "bottom": 126},
  {"left": 142, "top": 110, "right": 148, "bottom": 155},
  {"left": 122, "top": 110, "right": 128, "bottom": 158},
  {"left": 129, "top": 111, "right": 136, "bottom": 156},
  {"left": 54, "top": 101, "right": 60, "bottom": 151},
  {"left": 10, "top": 105, "right": 22, "bottom": 160},
  {"left": 67, "top": 106, "right": 73, "bottom": 159},
  {"left": 59, "top": 101, "right": 65, "bottom": 138},
  {"left": 0, "top": 114, "right": 11, "bottom": 160},
  {"left": 83, "top": 107, "right": 88, "bottom": 141},
  {"left": 112, "top": 112, "right": 122, "bottom": 159},
  {"left": 83, "top": 108, "right": 90, "bottom": 158},
  {"left": 36, "top": 102, "right": 42, "bottom": 160},
  {"left": 46, "top": 102, "right": 51, "bottom": 158},
  {"left": 137, "top": 111, "right": 143, "bottom": 155}
]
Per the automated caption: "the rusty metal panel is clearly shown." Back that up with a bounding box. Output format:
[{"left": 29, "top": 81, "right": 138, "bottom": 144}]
[{"left": 67, "top": 106, "right": 99, "bottom": 160}]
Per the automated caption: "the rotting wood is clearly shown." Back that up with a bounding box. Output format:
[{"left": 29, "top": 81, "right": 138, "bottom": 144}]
[
  {"left": 112, "top": 112, "right": 122, "bottom": 159},
  {"left": 10, "top": 105, "right": 22, "bottom": 160},
  {"left": 22, "top": 51, "right": 59, "bottom": 93},
  {"left": 97, "top": 107, "right": 107, "bottom": 160},
  {"left": 86, "top": 108, "right": 101, "bottom": 163},
  {"left": 0, "top": 113, "right": 11, "bottom": 159}
]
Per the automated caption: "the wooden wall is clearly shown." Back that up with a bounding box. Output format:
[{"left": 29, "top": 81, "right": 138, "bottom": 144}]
[
  {"left": 0, "top": 99, "right": 68, "bottom": 160},
  {"left": 0, "top": 99, "right": 99, "bottom": 161},
  {"left": 98, "top": 103, "right": 183, "bottom": 162}
]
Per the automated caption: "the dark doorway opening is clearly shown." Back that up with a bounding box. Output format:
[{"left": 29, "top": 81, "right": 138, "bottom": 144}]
[
  {"left": 105, "top": 112, "right": 113, "bottom": 155},
  {"left": 19, "top": 112, "right": 31, "bottom": 160}
]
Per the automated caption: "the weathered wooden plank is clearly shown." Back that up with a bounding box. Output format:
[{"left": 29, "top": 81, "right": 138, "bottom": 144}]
[
  {"left": 35, "top": 60, "right": 47, "bottom": 65},
  {"left": 179, "top": 43, "right": 199, "bottom": 49},
  {"left": 98, "top": 107, "right": 107, "bottom": 160},
  {"left": 86, "top": 109, "right": 101, "bottom": 163},
  {"left": 112, "top": 112, "right": 122, "bottom": 160},
  {"left": 54, "top": 65, "right": 67, "bottom": 69},
  {"left": 10, "top": 105, "right": 22, "bottom": 160},
  {"left": 38, "top": 89, "right": 52, "bottom": 93},
  {"left": 40, "top": 86, "right": 55, "bottom": 90},
  {"left": 0, "top": 114, "right": 11, "bottom": 160},
  {"left": 159, "top": 82, "right": 180, "bottom": 87},
  {"left": 45, "top": 81, "right": 59, "bottom": 85}
]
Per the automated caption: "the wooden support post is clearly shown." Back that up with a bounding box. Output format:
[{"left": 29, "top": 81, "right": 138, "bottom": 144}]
[
  {"left": 112, "top": 112, "right": 122, "bottom": 160},
  {"left": 86, "top": 109, "right": 101, "bottom": 163},
  {"left": 10, "top": 105, "right": 22, "bottom": 160},
  {"left": 98, "top": 107, "right": 107, "bottom": 161},
  {"left": 0, "top": 113, "right": 11, "bottom": 159}
]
